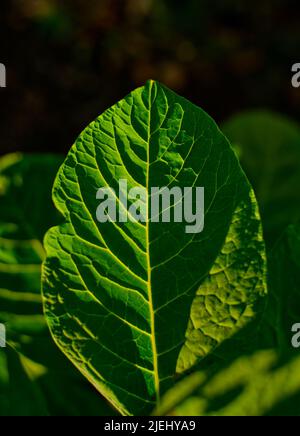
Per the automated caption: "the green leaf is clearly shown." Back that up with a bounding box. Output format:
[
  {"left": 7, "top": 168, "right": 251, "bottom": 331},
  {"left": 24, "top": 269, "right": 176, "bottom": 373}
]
[
  {"left": 0, "top": 153, "right": 116, "bottom": 416},
  {"left": 156, "top": 223, "right": 300, "bottom": 416},
  {"left": 42, "top": 81, "right": 267, "bottom": 416},
  {"left": 222, "top": 111, "right": 300, "bottom": 245}
]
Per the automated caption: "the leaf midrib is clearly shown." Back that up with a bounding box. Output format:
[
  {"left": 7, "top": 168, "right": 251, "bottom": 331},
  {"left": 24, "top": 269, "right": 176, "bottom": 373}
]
[{"left": 146, "top": 80, "right": 160, "bottom": 403}]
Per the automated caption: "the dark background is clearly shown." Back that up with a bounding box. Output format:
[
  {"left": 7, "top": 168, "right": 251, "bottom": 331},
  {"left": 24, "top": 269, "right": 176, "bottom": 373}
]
[{"left": 0, "top": 0, "right": 300, "bottom": 156}]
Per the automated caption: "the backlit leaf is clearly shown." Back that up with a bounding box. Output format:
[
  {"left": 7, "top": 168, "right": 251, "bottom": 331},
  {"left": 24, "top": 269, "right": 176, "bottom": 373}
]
[{"left": 42, "top": 81, "right": 267, "bottom": 415}]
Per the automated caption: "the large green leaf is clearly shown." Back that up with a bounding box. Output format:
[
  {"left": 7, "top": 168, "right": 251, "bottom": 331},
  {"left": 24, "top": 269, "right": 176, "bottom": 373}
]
[
  {"left": 222, "top": 111, "right": 300, "bottom": 245},
  {"left": 0, "top": 153, "right": 116, "bottom": 416},
  {"left": 156, "top": 223, "right": 300, "bottom": 416},
  {"left": 42, "top": 81, "right": 267, "bottom": 416}
]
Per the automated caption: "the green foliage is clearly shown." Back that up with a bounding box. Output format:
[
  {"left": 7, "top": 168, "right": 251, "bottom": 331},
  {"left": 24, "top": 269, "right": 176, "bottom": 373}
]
[
  {"left": 223, "top": 111, "right": 300, "bottom": 245},
  {"left": 41, "top": 81, "right": 267, "bottom": 415},
  {"left": 0, "top": 85, "right": 299, "bottom": 417},
  {"left": 0, "top": 153, "right": 116, "bottom": 416}
]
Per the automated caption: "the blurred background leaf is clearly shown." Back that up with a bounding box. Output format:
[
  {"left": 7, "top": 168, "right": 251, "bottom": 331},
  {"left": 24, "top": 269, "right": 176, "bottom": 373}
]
[
  {"left": 156, "top": 350, "right": 300, "bottom": 416},
  {"left": 223, "top": 112, "right": 300, "bottom": 246},
  {"left": 0, "top": 153, "right": 63, "bottom": 359}
]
